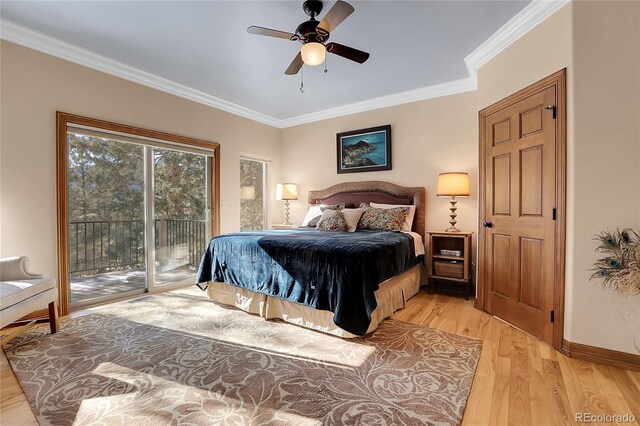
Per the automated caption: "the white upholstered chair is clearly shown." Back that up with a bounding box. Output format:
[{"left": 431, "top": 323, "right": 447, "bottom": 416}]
[{"left": 0, "top": 256, "right": 59, "bottom": 345}]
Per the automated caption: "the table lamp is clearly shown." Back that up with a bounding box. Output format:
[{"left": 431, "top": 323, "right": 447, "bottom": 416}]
[
  {"left": 276, "top": 183, "right": 298, "bottom": 225},
  {"left": 437, "top": 172, "right": 469, "bottom": 232}
]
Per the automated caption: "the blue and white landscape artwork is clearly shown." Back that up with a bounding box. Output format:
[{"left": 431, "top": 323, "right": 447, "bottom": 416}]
[{"left": 340, "top": 130, "right": 387, "bottom": 169}]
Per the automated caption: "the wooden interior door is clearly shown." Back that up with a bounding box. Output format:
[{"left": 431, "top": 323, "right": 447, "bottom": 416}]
[{"left": 478, "top": 71, "right": 566, "bottom": 346}]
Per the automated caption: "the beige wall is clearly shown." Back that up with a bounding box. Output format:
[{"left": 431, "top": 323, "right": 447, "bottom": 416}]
[
  {"left": 478, "top": 1, "right": 640, "bottom": 354},
  {"left": 0, "top": 40, "right": 282, "bottom": 278},
  {"left": 568, "top": 0, "right": 640, "bottom": 354},
  {"left": 280, "top": 92, "right": 479, "bottom": 256}
]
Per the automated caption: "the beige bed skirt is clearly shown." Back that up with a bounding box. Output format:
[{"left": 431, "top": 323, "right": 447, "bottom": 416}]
[{"left": 205, "top": 264, "right": 423, "bottom": 338}]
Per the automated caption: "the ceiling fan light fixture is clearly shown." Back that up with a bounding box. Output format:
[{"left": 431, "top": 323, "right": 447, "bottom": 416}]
[{"left": 301, "top": 42, "right": 326, "bottom": 66}]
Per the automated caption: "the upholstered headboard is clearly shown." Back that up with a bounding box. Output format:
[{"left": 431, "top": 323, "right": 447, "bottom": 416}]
[{"left": 308, "top": 181, "right": 426, "bottom": 240}]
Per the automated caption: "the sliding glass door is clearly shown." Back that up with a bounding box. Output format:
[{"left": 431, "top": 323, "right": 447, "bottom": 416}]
[
  {"left": 67, "top": 132, "right": 147, "bottom": 305},
  {"left": 66, "top": 127, "right": 212, "bottom": 308},
  {"left": 152, "top": 148, "right": 208, "bottom": 287}
]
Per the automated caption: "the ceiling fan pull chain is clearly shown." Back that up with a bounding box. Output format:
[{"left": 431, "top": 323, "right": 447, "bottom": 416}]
[
  {"left": 300, "top": 67, "right": 305, "bottom": 93},
  {"left": 324, "top": 56, "right": 328, "bottom": 74}
]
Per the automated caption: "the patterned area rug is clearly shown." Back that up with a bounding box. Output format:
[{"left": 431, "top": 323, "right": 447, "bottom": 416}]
[{"left": 3, "top": 292, "right": 482, "bottom": 425}]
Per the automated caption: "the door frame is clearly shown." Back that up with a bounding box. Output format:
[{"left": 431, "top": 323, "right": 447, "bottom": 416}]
[
  {"left": 53, "top": 112, "right": 221, "bottom": 317},
  {"left": 476, "top": 69, "right": 566, "bottom": 350}
]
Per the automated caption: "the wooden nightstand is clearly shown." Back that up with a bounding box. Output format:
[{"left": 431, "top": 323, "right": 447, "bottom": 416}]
[
  {"left": 427, "top": 231, "right": 473, "bottom": 300},
  {"left": 271, "top": 224, "right": 297, "bottom": 230}
]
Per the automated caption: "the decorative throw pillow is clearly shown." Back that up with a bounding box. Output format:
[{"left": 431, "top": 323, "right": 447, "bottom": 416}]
[
  {"left": 307, "top": 214, "right": 322, "bottom": 228},
  {"left": 357, "top": 203, "right": 410, "bottom": 231},
  {"left": 316, "top": 210, "right": 348, "bottom": 232},
  {"left": 370, "top": 202, "right": 416, "bottom": 232},
  {"left": 302, "top": 203, "right": 345, "bottom": 227}
]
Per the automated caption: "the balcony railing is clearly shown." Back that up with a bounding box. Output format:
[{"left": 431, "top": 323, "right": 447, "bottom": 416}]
[{"left": 69, "top": 218, "right": 206, "bottom": 277}]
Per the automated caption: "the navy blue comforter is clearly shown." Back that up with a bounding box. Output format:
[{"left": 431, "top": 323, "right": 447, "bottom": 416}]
[{"left": 196, "top": 228, "right": 417, "bottom": 335}]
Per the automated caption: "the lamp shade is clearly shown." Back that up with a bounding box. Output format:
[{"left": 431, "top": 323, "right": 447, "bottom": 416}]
[
  {"left": 301, "top": 42, "right": 326, "bottom": 66},
  {"left": 276, "top": 183, "right": 298, "bottom": 200},
  {"left": 437, "top": 172, "right": 470, "bottom": 197}
]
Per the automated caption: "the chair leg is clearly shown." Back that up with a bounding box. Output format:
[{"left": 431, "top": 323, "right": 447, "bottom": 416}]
[{"left": 48, "top": 301, "right": 60, "bottom": 334}]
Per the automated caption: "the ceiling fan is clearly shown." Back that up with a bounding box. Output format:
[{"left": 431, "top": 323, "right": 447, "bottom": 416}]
[{"left": 247, "top": 0, "right": 370, "bottom": 75}]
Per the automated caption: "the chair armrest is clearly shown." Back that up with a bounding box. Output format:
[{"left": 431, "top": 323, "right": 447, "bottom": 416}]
[{"left": 0, "top": 256, "right": 44, "bottom": 281}]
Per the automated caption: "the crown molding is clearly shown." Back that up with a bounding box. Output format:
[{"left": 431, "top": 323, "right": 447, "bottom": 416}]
[
  {"left": 0, "top": 19, "right": 280, "bottom": 128},
  {"left": 2, "top": 0, "right": 569, "bottom": 129},
  {"left": 278, "top": 77, "right": 477, "bottom": 128},
  {"left": 464, "top": 0, "right": 571, "bottom": 82}
]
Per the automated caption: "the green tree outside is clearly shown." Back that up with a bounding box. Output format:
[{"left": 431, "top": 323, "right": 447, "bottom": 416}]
[{"left": 67, "top": 133, "right": 207, "bottom": 275}]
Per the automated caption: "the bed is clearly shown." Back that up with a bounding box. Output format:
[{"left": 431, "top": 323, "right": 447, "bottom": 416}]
[{"left": 196, "top": 181, "right": 426, "bottom": 338}]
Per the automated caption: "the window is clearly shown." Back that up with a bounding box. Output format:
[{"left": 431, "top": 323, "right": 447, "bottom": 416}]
[{"left": 240, "top": 155, "right": 269, "bottom": 231}]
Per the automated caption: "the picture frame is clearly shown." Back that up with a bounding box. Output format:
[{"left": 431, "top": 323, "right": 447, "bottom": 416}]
[{"left": 336, "top": 125, "right": 392, "bottom": 174}]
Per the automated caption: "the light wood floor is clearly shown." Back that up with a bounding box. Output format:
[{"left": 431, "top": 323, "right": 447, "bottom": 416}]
[{"left": 2, "top": 288, "right": 639, "bottom": 425}]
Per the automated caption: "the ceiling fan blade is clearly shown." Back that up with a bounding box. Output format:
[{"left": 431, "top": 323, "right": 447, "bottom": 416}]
[
  {"left": 318, "top": 1, "right": 355, "bottom": 34},
  {"left": 247, "top": 26, "right": 297, "bottom": 41},
  {"left": 326, "top": 42, "right": 369, "bottom": 64},
  {"left": 285, "top": 52, "right": 304, "bottom": 75}
]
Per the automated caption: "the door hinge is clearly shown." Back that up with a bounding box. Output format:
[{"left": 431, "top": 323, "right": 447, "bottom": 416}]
[
  {"left": 546, "top": 105, "right": 557, "bottom": 119},
  {"left": 550, "top": 310, "right": 555, "bottom": 323},
  {"left": 552, "top": 207, "right": 557, "bottom": 221}
]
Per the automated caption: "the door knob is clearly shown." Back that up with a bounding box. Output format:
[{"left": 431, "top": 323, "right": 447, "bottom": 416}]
[{"left": 483, "top": 221, "right": 493, "bottom": 228}]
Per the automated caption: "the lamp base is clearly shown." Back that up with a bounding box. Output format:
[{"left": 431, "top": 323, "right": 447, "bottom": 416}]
[
  {"left": 444, "top": 196, "right": 461, "bottom": 233},
  {"left": 283, "top": 200, "right": 291, "bottom": 225}
]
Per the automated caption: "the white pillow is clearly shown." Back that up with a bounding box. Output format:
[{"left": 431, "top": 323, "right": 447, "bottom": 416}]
[
  {"left": 302, "top": 205, "right": 323, "bottom": 227},
  {"left": 301, "top": 203, "right": 345, "bottom": 227},
  {"left": 338, "top": 208, "right": 366, "bottom": 232},
  {"left": 369, "top": 202, "right": 416, "bottom": 232}
]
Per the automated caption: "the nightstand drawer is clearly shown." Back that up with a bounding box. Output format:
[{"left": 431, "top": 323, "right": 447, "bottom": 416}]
[{"left": 434, "top": 260, "right": 464, "bottom": 279}]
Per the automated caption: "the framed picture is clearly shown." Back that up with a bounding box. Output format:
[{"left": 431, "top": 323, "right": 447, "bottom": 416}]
[{"left": 336, "top": 125, "right": 392, "bottom": 174}]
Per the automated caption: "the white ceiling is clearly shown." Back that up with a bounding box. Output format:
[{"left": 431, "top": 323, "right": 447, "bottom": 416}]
[{"left": 0, "top": 1, "right": 530, "bottom": 121}]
